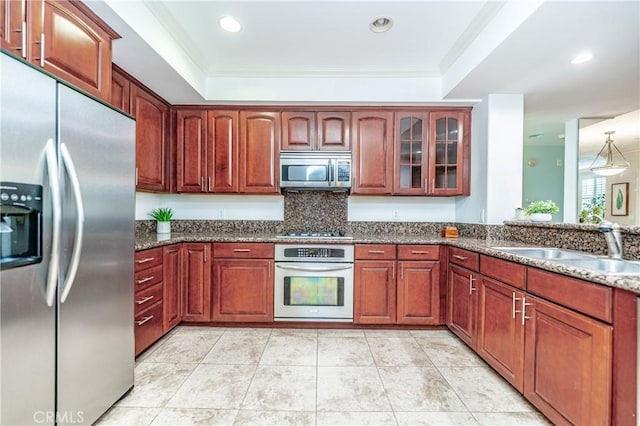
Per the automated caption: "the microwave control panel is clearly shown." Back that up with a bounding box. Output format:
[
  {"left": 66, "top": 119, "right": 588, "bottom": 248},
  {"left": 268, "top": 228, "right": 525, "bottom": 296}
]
[{"left": 336, "top": 160, "right": 351, "bottom": 184}]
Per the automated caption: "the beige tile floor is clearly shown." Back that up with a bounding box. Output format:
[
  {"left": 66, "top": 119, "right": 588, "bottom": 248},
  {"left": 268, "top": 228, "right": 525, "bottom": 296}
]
[{"left": 96, "top": 327, "right": 552, "bottom": 426}]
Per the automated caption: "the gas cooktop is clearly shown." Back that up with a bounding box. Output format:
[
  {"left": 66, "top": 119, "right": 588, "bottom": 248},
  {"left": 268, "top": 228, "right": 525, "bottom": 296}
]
[{"left": 276, "top": 230, "right": 353, "bottom": 240}]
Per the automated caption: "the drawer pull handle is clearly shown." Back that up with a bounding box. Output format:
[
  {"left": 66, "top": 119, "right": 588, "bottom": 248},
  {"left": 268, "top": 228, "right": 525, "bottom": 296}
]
[
  {"left": 411, "top": 250, "right": 429, "bottom": 254},
  {"left": 367, "top": 250, "right": 385, "bottom": 254},
  {"left": 136, "top": 276, "right": 154, "bottom": 284},
  {"left": 136, "top": 257, "right": 155, "bottom": 264},
  {"left": 453, "top": 255, "right": 468, "bottom": 260},
  {"left": 136, "top": 315, "right": 154, "bottom": 326},
  {"left": 233, "top": 248, "right": 251, "bottom": 252},
  {"left": 136, "top": 295, "right": 155, "bottom": 305}
]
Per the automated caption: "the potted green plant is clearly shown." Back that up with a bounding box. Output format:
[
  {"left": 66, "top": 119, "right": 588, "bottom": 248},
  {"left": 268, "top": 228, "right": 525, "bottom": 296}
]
[
  {"left": 524, "top": 200, "right": 559, "bottom": 222},
  {"left": 149, "top": 207, "right": 174, "bottom": 234}
]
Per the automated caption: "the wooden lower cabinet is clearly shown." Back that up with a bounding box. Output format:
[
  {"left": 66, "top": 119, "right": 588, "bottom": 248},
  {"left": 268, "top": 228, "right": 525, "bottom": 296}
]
[
  {"left": 524, "top": 296, "right": 612, "bottom": 426},
  {"left": 354, "top": 260, "right": 396, "bottom": 324},
  {"left": 134, "top": 247, "right": 164, "bottom": 356},
  {"left": 396, "top": 261, "right": 440, "bottom": 324},
  {"left": 181, "top": 243, "right": 211, "bottom": 322},
  {"left": 447, "top": 264, "right": 478, "bottom": 347},
  {"left": 476, "top": 277, "right": 525, "bottom": 391},
  {"left": 163, "top": 244, "right": 181, "bottom": 332},
  {"left": 212, "top": 258, "right": 273, "bottom": 322}
]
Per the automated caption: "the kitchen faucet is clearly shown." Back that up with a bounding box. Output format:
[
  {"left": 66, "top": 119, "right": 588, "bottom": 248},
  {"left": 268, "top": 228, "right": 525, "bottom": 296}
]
[{"left": 596, "top": 217, "right": 623, "bottom": 259}]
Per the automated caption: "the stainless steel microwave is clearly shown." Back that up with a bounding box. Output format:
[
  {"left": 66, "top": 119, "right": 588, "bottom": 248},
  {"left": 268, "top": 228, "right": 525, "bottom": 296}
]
[{"left": 279, "top": 151, "right": 352, "bottom": 191}]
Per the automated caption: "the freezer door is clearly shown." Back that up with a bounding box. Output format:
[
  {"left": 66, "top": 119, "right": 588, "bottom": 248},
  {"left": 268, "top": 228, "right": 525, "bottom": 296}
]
[
  {"left": 0, "top": 54, "right": 57, "bottom": 424},
  {"left": 56, "top": 85, "right": 135, "bottom": 425}
]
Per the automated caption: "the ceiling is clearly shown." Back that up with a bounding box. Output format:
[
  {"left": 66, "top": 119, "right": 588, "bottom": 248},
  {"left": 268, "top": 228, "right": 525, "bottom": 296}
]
[{"left": 86, "top": 0, "right": 639, "bottom": 146}]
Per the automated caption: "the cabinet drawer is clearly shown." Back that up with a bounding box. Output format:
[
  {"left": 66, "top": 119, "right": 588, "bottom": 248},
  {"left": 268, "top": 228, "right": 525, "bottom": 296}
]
[
  {"left": 398, "top": 245, "right": 439, "bottom": 261},
  {"left": 527, "top": 268, "right": 612, "bottom": 323},
  {"left": 355, "top": 244, "right": 396, "bottom": 260},
  {"left": 134, "top": 283, "right": 163, "bottom": 315},
  {"left": 480, "top": 255, "right": 526, "bottom": 289},
  {"left": 135, "top": 264, "right": 163, "bottom": 291},
  {"left": 449, "top": 247, "right": 479, "bottom": 271},
  {"left": 135, "top": 248, "right": 163, "bottom": 271},
  {"left": 213, "top": 242, "right": 274, "bottom": 258},
  {"left": 134, "top": 300, "right": 163, "bottom": 356}
]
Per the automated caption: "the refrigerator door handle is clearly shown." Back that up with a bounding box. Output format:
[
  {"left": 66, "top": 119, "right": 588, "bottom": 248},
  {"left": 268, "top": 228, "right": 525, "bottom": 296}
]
[
  {"left": 44, "top": 138, "right": 61, "bottom": 307},
  {"left": 59, "top": 143, "right": 85, "bottom": 303}
]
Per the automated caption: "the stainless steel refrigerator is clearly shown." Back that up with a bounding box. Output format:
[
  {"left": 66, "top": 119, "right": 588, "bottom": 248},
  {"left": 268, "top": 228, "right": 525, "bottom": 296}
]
[{"left": 0, "top": 52, "right": 135, "bottom": 425}]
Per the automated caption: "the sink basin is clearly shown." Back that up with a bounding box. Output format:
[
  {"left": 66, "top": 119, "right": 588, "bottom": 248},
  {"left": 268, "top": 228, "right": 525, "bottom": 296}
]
[
  {"left": 494, "top": 247, "right": 595, "bottom": 261},
  {"left": 558, "top": 258, "right": 640, "bottom": 276}
]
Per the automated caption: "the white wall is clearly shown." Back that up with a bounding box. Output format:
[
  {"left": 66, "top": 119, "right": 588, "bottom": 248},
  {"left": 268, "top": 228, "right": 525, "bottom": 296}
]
[
  {"left": 135, "top": 192, "right": 284, "bottom": 221},
  {"left": 455, "top": 94, "right": 523, "bottom": 224},
  {"left": 563, "top": 119, "right": 579, "bottom": 223},
  {"left": 349, "top": 197, "right": 456, "bottom": 222},
  {"left": 455, "top": 97, "right": 489, "bottom": 223}
]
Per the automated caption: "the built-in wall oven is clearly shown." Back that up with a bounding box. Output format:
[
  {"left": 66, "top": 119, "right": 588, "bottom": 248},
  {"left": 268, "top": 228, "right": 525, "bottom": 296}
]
[{"left": 274, "top": 244, "right": 354, "bottom": 322}]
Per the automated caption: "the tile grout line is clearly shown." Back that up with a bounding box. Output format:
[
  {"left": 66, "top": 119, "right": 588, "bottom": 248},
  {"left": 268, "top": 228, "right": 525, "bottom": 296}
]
[{"left": 364, "top": 330, "right": 400, "bottom": 426}]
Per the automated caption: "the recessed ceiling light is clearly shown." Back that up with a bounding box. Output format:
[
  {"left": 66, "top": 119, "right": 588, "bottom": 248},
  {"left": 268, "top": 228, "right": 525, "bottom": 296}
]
[
  {"left": 571, "top": 51, "right": 593, "bottom": 65},
  {"left": 219, "top": 16, "right": 241, "bottom": 33},
  {"left": 369, "top": 17, "right": 393, "bottom": 33}
]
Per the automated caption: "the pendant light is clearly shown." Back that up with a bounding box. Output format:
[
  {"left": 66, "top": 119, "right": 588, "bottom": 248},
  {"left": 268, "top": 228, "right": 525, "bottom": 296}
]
[{"left": 589, "top": 131, "right": 630, "bottom": 176}]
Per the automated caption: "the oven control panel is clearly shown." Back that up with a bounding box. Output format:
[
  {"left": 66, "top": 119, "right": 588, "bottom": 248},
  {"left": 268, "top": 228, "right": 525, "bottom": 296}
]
[
  {"left": 275, "top": 244, "right": 354, "bottom": 262},
  {"left": 284, "top": 247, "right": 344, "bottom": 259}
]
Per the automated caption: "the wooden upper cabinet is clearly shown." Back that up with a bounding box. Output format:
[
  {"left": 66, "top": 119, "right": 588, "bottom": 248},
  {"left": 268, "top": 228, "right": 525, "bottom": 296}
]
[
  {"left": 317, "top": 111, "right": 350, "bottom": 150},
  {"left": 207, "top": 110, "right": 239, "bottom": 193},
  {"left": 351, "top": 111, "right": 394, "bottom": 194},
  {"left": 393, "top": 111, "right": 429, "bottom": 195},
  {"left": 131, "top": 83, "right": 170, "bottom": 192},
  {"left": 28, "top": 0, "right": 118, "bottom": 100},
  {"left": 282, "top": 111, "right": 315, "bottom": 150},
  {"left": 239, "top": 111, "right": 280, "bottom": 193},
  {"left": 109, "top": 65, "right": 130, "bottom": 113},
  {"left": 1, "top": 0, "right": 27, "bottom": 55},
  {"left": 428, "top": 111, "right": 470, "bottom": 195},
  {"left": 176, "top": 110, "right": 207, "bottom": 192},
  {"left": 282, "top": 111, "right": 350, "bottom": 151}
]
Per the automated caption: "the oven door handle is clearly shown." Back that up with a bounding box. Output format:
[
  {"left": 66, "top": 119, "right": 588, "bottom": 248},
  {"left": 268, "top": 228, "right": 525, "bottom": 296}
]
[{"left": 275, "top": 264, "right": 353, "bottom": 272}]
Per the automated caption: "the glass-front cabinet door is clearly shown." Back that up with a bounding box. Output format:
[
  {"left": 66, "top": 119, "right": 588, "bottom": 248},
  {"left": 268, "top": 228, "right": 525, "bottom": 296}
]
[
  {"left": 428, "top": 111, "right": 470, "bottom": 195},
  {"left": 394, "top": 112, "right": 428, "bottom": 194}
]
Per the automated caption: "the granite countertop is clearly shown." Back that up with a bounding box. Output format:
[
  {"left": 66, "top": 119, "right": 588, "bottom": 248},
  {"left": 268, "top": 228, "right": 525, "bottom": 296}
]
[{"left": 135, "top": 232, "right": 640, "bottom": 294}]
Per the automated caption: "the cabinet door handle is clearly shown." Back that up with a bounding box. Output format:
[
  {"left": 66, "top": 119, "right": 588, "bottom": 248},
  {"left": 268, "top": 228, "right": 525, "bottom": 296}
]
[
  {"left": 136, "top": 276, "right": 154, "bottom": 285},
  {"left": 204, "top": 245, "right": 208, "bottom": 262},
  {"left": 136, "top": 295, "right": 155, "bottom": 305},
  {"left": 34, "top": 33, "right": 45, "bottom": 67},
  {"left": 367, "top": 250, "right": 385, "bottom": 254},
  {"left": 391, "top": 262, "right": 395, "bottom": 280},
  {"left": 522, "top": 297, "right": 533, "bottom": 325},
  {"left": 136, "top": 257, "right": 155, "bottom": 264},
  {"left": 468, "top": 275, "right": 476, "bottom": 295},
  {"left": 399, "top": 262, "right": 404, "bottom": 279},
  {"left": 208, "top": 176, "right": 212, "bottom": 192},
  {"left": 233, "top": 248, "right": 251, "bottom": 252},
  {"left": 512, "top": 292, "right": 521, "bottom": 319},
  {"left": 453, "top": 255, "right": 468, "bottom": 261},
  {"left": 411, "top": 250, "right": 429, "bottom": 254},
  {"left": 15, "top": 22, "right": 27, "bottom": 58},
  {"left": 200, "top": 176, "right": 204, "bottom": 191},
  {"left": 136, "top": 315, "right": 154, "bottom": 326},
  {"left": 135, "top": 167, "right": 139, "bottom": 186}
]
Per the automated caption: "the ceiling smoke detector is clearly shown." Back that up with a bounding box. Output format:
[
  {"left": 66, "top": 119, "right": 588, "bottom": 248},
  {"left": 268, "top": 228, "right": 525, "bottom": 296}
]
[{"left": 369, "top": 17, "right": 393, "bottom": 33}]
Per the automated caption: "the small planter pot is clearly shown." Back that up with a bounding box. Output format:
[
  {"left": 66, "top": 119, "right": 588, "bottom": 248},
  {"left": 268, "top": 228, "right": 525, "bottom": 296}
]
[
  {"left": 529, "top": 213, "right": 552, "bottom": 222},
  {"left": 156, "top": 221, "right": 171, "bottom": 234}
]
